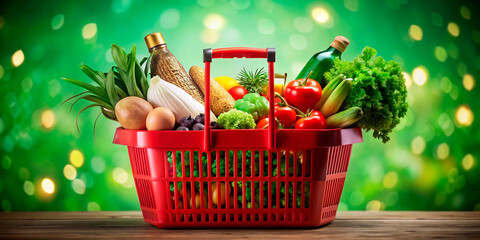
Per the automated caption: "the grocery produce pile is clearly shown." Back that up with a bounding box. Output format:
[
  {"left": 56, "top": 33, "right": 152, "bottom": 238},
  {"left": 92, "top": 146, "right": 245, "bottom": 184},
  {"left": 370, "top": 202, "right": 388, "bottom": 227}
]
[{"left": 63, "top": 33, "right": 408, "bottom": 209}]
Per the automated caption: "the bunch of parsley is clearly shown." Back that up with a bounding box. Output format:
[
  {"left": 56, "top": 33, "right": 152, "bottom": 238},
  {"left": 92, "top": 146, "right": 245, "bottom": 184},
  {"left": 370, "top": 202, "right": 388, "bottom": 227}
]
[{"left": 324, "top": 47, "right": 408, "bottom": 143}]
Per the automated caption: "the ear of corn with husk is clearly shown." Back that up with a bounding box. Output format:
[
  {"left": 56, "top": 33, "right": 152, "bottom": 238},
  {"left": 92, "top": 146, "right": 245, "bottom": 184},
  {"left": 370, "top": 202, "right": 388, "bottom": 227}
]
[{"left": 189, "top": 65, "right": 235, "bottom": 116}]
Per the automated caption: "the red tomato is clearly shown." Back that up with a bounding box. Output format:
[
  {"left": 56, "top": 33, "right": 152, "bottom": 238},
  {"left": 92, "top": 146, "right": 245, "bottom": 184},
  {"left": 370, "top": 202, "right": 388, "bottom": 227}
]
[
  {"left": 228, "top": 86, "right": 249, "bottom": 100},
  {"left": 275, "top": 106, "right": 297, "bottom": 128},
  {"left": 294, "top": 113, "right": 327, "bottom": 129},
  {"left": 284, "top": 78, "right": 322, "bottom": 113},
  {"left": 310, "top": 110, "right": 322, "bottom": 117},
  {"left": 256, "top": 118, "right": 269, "bottom": 129}
]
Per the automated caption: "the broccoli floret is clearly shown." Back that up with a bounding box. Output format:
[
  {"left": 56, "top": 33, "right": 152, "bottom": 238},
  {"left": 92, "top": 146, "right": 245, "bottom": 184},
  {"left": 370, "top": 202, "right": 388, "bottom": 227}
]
[{"left": 217, "top": 109, "right": 256, "bottom": 129}]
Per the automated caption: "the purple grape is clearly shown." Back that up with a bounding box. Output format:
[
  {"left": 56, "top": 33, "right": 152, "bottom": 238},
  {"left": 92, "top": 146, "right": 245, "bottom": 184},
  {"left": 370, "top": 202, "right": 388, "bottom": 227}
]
[
  {"left": 195, "top": 113, "right": 205, "bottom": 124},
  {"left": 192, "top": 123, "right": 204, "bottom": 130},
  {"left": 210, "top": 121, "right": 221, "bottom": 129},
  {"left": 179, "top": 116, "right": 195, "bottom": 129},
  {"left": 176, "top": 126, "right": 189, "bottom": 131}
]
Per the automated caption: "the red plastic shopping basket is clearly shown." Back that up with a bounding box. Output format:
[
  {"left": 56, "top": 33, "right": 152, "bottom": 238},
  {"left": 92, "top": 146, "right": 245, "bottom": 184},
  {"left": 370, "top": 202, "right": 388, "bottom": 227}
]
[{"left": 113, "top": 47, "right": 363, "bottom": 228}]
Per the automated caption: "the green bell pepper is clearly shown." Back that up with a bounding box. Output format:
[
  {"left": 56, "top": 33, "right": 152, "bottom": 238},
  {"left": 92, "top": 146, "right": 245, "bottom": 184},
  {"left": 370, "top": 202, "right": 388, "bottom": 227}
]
[{"left": 234, "top": 93, "right": 269, "bottom": 121}]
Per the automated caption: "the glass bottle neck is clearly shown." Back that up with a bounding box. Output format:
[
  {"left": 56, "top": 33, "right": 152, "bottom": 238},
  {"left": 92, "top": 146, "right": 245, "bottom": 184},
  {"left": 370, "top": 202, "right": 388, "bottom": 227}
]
[{"left": 326, "top": 46, "right": 342, "bottom": 56}]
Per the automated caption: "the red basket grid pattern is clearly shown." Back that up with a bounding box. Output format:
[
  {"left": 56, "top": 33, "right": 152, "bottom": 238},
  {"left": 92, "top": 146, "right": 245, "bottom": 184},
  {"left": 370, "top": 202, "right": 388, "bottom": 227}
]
[{"left": 125, "top": 143, "right": 354, "bottom": 228}]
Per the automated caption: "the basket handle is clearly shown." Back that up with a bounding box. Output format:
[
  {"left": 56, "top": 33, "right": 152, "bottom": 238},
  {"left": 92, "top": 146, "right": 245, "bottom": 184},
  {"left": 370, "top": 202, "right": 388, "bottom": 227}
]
[{"left": 203, "top": 47, "right": 276, "bottom": 152}]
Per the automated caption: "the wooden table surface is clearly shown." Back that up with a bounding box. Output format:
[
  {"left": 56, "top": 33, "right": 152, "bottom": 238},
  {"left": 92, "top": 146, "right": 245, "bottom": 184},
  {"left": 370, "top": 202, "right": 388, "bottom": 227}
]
[{"left": 1, "top": 211, "right": 479, "bottom": 239}]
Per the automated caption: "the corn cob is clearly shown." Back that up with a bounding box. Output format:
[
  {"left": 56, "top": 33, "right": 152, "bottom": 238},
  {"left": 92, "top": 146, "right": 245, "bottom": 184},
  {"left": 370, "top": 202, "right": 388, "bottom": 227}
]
[
  {"left": 315, "top": 74, "right": 344, "bottom": 110},
  {"left": 326, "top": 106, "right": 363, "bottom": 128},
  {"left": 189, "top": 66, "right": 235, "bottom": 116},
  {"left": 150, "top": 47, "right": 205, "bottom": 104},
  {"left": 320, "top": 78, "right": 352, "bottom": 117}
]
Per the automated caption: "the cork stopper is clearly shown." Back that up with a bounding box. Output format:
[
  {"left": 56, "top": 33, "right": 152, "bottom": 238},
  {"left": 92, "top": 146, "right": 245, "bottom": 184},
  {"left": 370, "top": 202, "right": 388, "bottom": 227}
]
[
  {"left": 330, "top": 36, "right": 350, "bottom": 52},
  {"left": 144, "top": 32, "right": 166, "bottom": 51}
]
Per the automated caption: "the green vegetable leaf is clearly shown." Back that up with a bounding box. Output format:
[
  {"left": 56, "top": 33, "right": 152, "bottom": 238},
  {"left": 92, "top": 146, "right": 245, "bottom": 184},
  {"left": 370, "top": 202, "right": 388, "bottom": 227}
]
[
  {"left": 111, "top": 44, "right": 128, "bottom": 71},
  {"left": 105, "top": 68, "right": 120, "bottom": 107},
  {"left": 80, "top": 63, "right": 106, "bottom": 88},
  {"left": 126, "top": 45, "right": 144, "bottom": 98},
  {"left": 70, "top": 95, "right": 112, "bottom": 112},
  {"left": 139, "top": 56, "right": 148, "bottom": 66},
  {"left": 61, "top": 77, "right": 108, "bottom": 100},
  {"left": 144, "top": 51, "right": 154, "bottom": 78},
  {"left": 135, "top": 59, "right": 149, "bottom": 97},
  {"left": 324, "top": 46, "right": 408, "bottom": 142},
  {"left": 76, "top": 104, "right": 102, "bottom": 133}
]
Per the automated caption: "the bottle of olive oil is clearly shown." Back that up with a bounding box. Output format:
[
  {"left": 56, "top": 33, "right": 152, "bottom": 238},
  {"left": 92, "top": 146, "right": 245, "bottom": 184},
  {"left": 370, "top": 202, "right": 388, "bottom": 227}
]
[
  {"left": 145, "top": 32, "right": 204, "bottom": 104},
  {"left": 295, "top": 36, "right": 349, "bottom": 86}
]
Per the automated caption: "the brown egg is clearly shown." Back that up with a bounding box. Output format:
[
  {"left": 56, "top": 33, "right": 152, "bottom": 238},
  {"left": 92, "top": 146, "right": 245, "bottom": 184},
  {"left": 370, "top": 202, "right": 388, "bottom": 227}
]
[
  {"left": 146, "top": 107, "right": 176, "bottom": 131},
  {"left": 115, "top": 96, "right": 153, "bottom": 130}
]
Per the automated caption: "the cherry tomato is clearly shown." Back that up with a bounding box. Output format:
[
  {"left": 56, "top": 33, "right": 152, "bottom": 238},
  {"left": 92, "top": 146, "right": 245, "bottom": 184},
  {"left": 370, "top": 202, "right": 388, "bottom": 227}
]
[
  {"left": 310, "top": 110, "right": 322, "bottom": 117},
  {"left": 275, "top": 106, "right": 297, "bottom": 128},
  {"left": 212, "top": 182, "right": 230, "bottom": 206},
  {"left": 284, "top": 78, "right": 322, "bottom": 113},
  {"left": 228, "top": 86, "right": 249, "bottom": 100},
  {"left": 256, "top": 118, "right": 270, "bottom": 129},
  {"left": 294, "top": 113, "right": 327, "bottom": 129}
]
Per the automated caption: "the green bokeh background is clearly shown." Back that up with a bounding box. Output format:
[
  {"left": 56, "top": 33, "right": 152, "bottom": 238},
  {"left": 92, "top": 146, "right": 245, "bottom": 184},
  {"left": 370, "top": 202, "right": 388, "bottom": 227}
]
[{"left": 0, "top": 0, "right": 478, "bottom": 212}]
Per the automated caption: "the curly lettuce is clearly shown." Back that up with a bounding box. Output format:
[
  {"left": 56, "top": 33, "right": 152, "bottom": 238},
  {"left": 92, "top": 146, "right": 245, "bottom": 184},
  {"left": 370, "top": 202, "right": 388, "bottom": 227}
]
[{"left": 324, "top": 47, "right": 408, "bottom": 143}]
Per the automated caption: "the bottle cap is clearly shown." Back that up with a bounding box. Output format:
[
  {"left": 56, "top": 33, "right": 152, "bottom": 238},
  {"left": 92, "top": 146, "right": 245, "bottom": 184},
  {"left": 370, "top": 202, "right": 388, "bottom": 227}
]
[
  {"left": 330, "top": 36, "right": 350, "bottom": 52},
  {"left": 145, "top": 32, "right": 166, "bottom": 50}
]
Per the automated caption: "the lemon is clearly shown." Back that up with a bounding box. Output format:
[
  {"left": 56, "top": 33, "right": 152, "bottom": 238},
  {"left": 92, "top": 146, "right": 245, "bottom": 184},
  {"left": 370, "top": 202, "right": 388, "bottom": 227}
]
[{"left": 214, "top": 76, "right": 238, "bottom": 91}]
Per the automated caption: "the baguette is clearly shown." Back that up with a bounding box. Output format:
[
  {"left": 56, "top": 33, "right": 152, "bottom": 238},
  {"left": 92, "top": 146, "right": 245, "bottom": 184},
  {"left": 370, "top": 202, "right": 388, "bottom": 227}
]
[{"left": 189, "top": 66, "right": 235, "bottom": 116}]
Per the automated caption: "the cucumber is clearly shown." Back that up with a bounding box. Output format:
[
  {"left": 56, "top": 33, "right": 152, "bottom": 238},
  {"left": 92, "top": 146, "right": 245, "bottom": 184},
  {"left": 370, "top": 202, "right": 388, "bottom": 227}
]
[
  {"left": 326, "top": 106, "right": 363, "bottom": 128},
  {"left": 320, "top": 78, "right": 352, "bottom": 117},
  {"left": 314, "top": 74, "right": 344, "bottom": 110}
]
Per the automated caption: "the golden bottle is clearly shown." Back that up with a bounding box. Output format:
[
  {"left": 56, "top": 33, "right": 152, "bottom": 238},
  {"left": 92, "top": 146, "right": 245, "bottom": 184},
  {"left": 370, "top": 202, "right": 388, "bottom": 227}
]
[{"left": 145, "top": 32, "right": 204, "bottom": 104}]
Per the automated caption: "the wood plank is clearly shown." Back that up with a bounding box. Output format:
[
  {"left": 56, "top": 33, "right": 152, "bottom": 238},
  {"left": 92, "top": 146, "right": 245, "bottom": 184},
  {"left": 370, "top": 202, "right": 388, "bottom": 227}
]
[{"left": 0, "top": 211, "right": 479, "bottom": 239}]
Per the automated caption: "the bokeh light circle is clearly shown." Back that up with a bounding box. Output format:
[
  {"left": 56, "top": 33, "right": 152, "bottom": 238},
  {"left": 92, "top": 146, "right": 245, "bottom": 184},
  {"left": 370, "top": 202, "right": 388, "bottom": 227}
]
[
  {"left": 311, "top": 8, "right": 329, "bottom": 23},
  {"left": 72, "top": 179, "right": 86, "bottom": 195},
  {"left": 69, "top": 149, "right": 84, "bottom": 168},
  {"left": 82, "top": 23, "right": 97, "bottom": 39},
  {"left": 462, "top": 74, "right": 475, "bottom": 91},
  {"left": 41, "top": 109, "right": 56, "bottom": 129},
  {"left": 409, "top": 25, "right": 423, "bottom": 41},
  {"left": 383, "top": 172, "right": 398, "bottom": 188},
  {"left": 447, "top": 22, "right": 460, "bottom": 37},
  {"left": 462, "top": 154, "right": 474, "bottom": 171},
  {"left": 63, "top": 164, "right": 77, "bottom": 180},
  {"left": 412, "top": 66, "right": 428, "bottom": 86},
  {"left": 436, "top": 143, "right": 450, "bottom": 160},
  {"left": 113, "top": 167, "right": 128, "bottom": 184},
  {"left": 203, "top": 14, "right": 225, "bottom": 30},
  {"left": 41, "top": 178, "right": 55, "bottom": 194},
  {"left": 411, "top": 136, "right": 426, "bottom": 155},
  {"left": 23, "top": 181, "right": 35, "bottom": 196},
  {"left": 455, "top": 105, "right": 474, "bottom": 127},
  {"left": 11, "top": 50, "right": 25, "bottom": 67},
  {"left": 460, "top": 6, "right": 471, "bottom": 19},
  {"left": 434, "top": 46, "right": 447, "bottom": 62},
  {"left": 87, "top": 202, "right": 101, "bottom": 211},
  {"left": 51, "top": 14, "right": 64, "bottom": 30}
]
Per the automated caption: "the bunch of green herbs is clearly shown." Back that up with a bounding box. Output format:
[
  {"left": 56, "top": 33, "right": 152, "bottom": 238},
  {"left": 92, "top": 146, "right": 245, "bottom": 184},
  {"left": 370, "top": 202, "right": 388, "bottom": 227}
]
[
  {"left": 324, "top": 47, "right": 408, "bottom": 142},
  {"left": 62, "top": 44, "right": 152, "bottom": 130}
]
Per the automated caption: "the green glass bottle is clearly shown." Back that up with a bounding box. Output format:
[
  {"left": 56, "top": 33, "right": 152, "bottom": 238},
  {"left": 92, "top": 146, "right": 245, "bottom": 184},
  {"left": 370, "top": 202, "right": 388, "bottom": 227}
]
[{"left": 295, "top": 36, "right": 349, "bottom": 86}]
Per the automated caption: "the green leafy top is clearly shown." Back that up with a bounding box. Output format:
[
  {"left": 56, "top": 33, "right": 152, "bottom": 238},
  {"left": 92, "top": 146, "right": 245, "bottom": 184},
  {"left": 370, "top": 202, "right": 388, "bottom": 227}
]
[
  {"left": 324, "top": 47, "right": 408, "bottom": 143},
  {"left": 62, "top": 44, "right": 152, "bottom": 131},
  {"left": 236, "top": 67, "right": 268, "bottom": 93}
]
